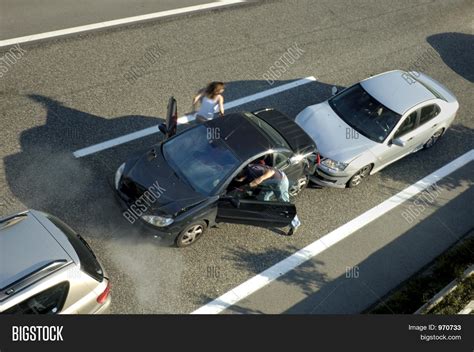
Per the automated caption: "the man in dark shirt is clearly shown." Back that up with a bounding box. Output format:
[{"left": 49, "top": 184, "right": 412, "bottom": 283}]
[{"left": 236, "top": 161, "right": 301, "bottom": 235}]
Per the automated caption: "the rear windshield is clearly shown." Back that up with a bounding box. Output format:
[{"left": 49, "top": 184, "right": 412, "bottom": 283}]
[
  {"left": 244, "top": 112, "right": 291, "bottom": 149},
  {"left": 46, "top": 215, "right": 103, "bottom": 282}
]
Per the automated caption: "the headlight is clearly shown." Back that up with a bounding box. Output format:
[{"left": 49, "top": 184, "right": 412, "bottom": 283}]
[
  {"left": 320, "top": 158, "right": 348, "bottom": 172},
  {"left": 114, "top": 163, "right": 125, "bottom": 189},
  {"left": 141, "top": 215, "right": 174, "bottom": 227}
]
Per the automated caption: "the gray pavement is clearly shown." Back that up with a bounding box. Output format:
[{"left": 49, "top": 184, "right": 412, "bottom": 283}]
[
  {"left": 0, "top": 0, "right": 229, "bottom": 40},
  {"left": 223, "top": 163, "right": 474, "bottom": 314},
  {"left": 0, "top": 0, "right": 473, "bottom": 313}
]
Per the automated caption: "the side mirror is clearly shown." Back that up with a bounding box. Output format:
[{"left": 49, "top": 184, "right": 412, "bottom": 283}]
[
  {"left": 331, "top": 86, "right": 338, "bottom": 96},
  {"left": 158, "top": 123, "right": 167, "bottom": 135},
  {"left": 392, "top": 138, "right": 406, "bottom": 147}
]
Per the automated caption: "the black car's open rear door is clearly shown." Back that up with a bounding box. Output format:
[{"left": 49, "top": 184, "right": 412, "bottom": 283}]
[{"left": 216, "top": 198, "right": 296, "bottom": 228}]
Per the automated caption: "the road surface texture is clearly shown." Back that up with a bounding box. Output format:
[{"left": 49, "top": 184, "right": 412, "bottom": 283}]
[{"left": 0, "top": 0, "right": 472, "bottom": 313}]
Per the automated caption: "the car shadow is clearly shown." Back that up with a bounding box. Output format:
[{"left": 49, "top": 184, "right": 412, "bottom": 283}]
[
  {"left": 1, "top": 78, "right": 342, "bottom": 243},
  {"left": 2, "top": 94, "right": 165, "bottom": 240},
  {"left": 427, "top": 32, "right": 474, "bottom": 83},
  {"left": 280, "top": 190, "right": 473, "bottom": 314},
  {"left": 193, "top": 245, "right": 330, "bottom": 313}
]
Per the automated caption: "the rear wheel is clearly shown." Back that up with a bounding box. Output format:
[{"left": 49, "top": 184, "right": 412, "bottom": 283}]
[
  {"left": 175, "top": 221, "right": 207, "bottom": 247},
  {"left": 289, "top": 176, "right": 308, "bottom": 197},
  {"left": 423, "top": 129, "right": 444, "bottom": 149},
  {"left": 347, "top": 164, "right": 372, "bottom": 188}
]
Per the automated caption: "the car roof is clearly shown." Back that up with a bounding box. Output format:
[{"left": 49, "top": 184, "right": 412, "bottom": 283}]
[
  {"left": 253, "top": 108, "right": 316, "bottom": 153},
  {"left": 0, "top": 211, "right": 72, "bottom": 292},
  {"left": 204, "top": 113, "right": 278, "bottom": 162},
  {"left": 360, "top": 70, "right": 436, "bottom": 114}
]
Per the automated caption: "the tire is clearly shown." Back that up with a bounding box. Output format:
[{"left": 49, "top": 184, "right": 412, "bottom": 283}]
[
  {"left": 347, "top": 164, "right": 372, "bottom": 188},
  {"left": 289, "top": 176, "right": 308, "bottom": 197},
  {"left": 423, "top": 129, "right": 444, "bottom": 149},
  {"left": 175, "top": 221, "right": 207, "bottom": 248}
]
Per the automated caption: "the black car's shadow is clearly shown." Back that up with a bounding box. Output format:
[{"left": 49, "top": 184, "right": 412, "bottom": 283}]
[
  {"left": 3, "top": 94, "right": 164, "bottom": 242},
  {"left": 2, "top": 79, "right": 341, "bottom": 243}
]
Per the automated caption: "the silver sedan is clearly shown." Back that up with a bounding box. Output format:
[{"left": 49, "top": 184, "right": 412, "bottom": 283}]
[{"left": 295, "top": 70, "right": 459, "bottom": 188}]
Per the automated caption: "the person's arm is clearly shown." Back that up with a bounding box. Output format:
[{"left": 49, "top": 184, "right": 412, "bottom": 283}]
[
  {"left": 192, "top": 90, "right": 204, "bottom": 110},
  {"left": 235, "top": 175, "right": 246, "bottom": 182},
  {"left": 218, "top": 95, "right": 224, "bottom": 117},
  {"left": 249, "top": 169, "right": 275, "bottom": 188}
]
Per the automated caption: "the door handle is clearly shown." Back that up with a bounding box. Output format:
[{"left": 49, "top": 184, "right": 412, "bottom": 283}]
[
  {"left": 407, "top": 137, "right": 413, "bottom": 142},
  {"left": 432, "top": 124, "right": 438, "bottom": 128}
]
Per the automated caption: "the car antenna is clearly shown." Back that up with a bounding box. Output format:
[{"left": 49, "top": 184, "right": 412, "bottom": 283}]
[{"left": 224, "top": 124, "right": 244, "bottom": 141}]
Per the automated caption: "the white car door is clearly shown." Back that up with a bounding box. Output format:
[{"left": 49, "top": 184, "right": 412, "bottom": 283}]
[
  {"left": 412, "top": 103, "right": 443, "bottom": 150},
  {"left": 376, "top": 110, "right": 420, "bottom": 168}
]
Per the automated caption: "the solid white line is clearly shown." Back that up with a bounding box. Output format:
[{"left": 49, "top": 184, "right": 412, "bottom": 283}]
[
  {"left": 0, "top": 0, "right": 245, "bottom": 48},
  {"left": 73, "top": 76, "right": 317, "bottom": 158},
  {"left": 191, "top": 149, "right": 474, "bottom": 314}
]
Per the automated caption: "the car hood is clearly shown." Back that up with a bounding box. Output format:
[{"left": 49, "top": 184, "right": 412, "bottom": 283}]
[
  {"left": 122, "top": 148, "right": 207, "bottom": 215},
  {"left": 295, "top": 101, "right": 376, "bottom": 162}
]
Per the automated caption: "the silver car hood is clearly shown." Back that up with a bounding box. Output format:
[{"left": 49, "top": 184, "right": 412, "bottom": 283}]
[{"left": 295, "top": 101, "right": 377, "bottom": 163}]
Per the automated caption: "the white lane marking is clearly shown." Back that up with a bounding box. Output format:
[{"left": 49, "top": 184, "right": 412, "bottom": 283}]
[
  {"left": 191, "top": 150, "right": 474, "bottom": 314},
  {"left": 0, "top": 0, "right": 245, "bottom": 48},
  {"left": 73, "top": 76, "right": 317, "bottom": 158}
]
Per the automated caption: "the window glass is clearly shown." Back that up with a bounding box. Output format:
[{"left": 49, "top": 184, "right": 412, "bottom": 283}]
[
  {"left": 274, "top": 152, "right": 291, "bottom": 169},
  {"left": 328, "top": 84, "right": 402, "bottom": 142},
  {"left": 419, "top": 104, "right": 440, "bottom": 125},
  {"left": 394, "top": 111, "right": 418, "bottom": 139},
  {"left": 244, "top": 113, "right": 291, "bottom": 149},
  {"left": 2, "top": 282, "right": 69, "bottom": 314},
  {"left": 163, "top": 125, "right": 240, "bottom": 195}
]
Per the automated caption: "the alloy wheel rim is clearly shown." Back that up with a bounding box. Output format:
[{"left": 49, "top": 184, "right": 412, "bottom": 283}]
[
  {"left": 289, "top": 177, "right": 308, "bottom": 196},
  {"left": 351, "top": 166, "right": 371, "bottom": 186},
  {"left": 182, "top": 225, "right": 203, "bottom": 245}
]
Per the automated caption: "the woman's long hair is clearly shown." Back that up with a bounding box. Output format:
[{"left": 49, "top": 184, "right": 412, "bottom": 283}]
[{"left": 204, "top": 81, "right": 225, "bottom": 99}]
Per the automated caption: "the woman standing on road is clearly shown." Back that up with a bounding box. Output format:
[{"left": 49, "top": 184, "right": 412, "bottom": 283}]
[{"left": 192, "top": 81, "right": 225, "bottom": 122}]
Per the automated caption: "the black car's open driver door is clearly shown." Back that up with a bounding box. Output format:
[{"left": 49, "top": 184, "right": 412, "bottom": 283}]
[{"left": 216, "top": 197, "right": 296, "bottom": 228}]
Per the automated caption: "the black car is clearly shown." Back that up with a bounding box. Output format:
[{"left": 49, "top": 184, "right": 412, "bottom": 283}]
[{"left": 114, "top": 108, "right": 317, "bottom": 247}]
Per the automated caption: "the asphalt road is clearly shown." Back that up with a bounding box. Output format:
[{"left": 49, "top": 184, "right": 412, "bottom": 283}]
[
  {"left": 0, "top": 0, "right": 224, "bottom": 40},
  {"left": 221, "top": 164, "right": 473, "bottom": 314},
  {"left": 0, "top": 0, "right": 473, "bottom": 314}
]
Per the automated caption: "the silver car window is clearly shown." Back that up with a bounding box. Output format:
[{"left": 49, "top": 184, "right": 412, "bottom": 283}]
[
  {"left": 393, "top": 111, "right": 418, "bottom": 139},
  {"left": 419, "top": 104, "right": 441, "bottom": 125},
  {"left": 2, "top": 282, "right": 69, "bottom": 314}
]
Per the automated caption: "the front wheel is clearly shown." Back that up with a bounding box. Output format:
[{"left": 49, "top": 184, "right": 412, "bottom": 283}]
[
  {"left": 175, "top": 221, "right": 207, "bottom": 247},
  {"left": 347, "top": 164, "right": 372, "bottom": 188}
]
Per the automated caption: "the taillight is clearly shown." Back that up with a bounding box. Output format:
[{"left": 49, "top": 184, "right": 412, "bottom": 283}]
[
  {"left": 316, "top": 153, "right": 321, "bottom": 165},
  {"left": 97, "top": 281, "right": 111, "bottom": 304}
]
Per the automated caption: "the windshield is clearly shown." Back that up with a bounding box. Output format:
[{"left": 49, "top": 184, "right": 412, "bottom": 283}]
[
  {"left": 329, "top": 84, "right": 401, "bottom": 142},
  {"left": 163, "top": 125, "right": 240, "bottom": 195}
]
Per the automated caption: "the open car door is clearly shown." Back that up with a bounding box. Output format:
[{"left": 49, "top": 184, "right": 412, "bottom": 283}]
[
  {"left": 158, "top": 96, "right": 178, "bottom": 139},
  {"left": 216, "top": 197, "right": 296, "bottom": 228}
]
